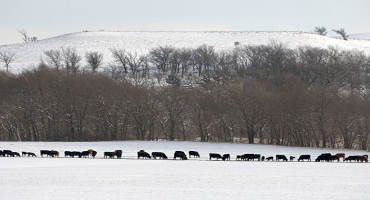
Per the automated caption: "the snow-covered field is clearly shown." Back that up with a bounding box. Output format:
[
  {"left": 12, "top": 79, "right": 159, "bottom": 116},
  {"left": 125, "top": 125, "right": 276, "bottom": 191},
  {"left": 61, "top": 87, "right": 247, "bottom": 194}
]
[
  {"left": 1, "top": 31, "right": 370, "bottom": 73},
  {"left": 0, "top": 141, "right": 369, "bottom": 200}
]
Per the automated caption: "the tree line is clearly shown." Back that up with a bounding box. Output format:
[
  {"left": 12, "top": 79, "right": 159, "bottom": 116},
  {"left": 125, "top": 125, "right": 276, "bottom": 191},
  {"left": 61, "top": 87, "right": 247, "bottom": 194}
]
[{"left": 0, "top": 43, "right": 370, "bottom": 151}]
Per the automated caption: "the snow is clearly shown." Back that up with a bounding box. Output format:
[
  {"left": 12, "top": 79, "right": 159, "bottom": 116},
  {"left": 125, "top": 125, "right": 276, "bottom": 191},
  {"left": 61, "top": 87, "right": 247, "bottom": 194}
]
[
  {"left": 0, "top": 141, "right": 369, "bottom": 200},
  {"left": 349, "top": 33, "right": 370, "bottom": 40},
  {"left": 1, "top": 31, "right": 370, "bottom": 73}
]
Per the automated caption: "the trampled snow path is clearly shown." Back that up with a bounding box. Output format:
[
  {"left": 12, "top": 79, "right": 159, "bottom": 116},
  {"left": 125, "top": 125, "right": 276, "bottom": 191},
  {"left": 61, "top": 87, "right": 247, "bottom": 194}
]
[{"left": 0, "top": 141, "right": 369, "bottom": 200}]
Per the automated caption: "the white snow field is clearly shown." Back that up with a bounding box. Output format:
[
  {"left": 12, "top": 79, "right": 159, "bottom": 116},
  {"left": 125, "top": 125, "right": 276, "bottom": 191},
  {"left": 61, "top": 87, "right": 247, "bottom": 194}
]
[
  {"left": 1, "top": 31, "right": 370, "bottom": 73},
  {"left": 0, "top": 141, "right": 369, "bottom": 200}
]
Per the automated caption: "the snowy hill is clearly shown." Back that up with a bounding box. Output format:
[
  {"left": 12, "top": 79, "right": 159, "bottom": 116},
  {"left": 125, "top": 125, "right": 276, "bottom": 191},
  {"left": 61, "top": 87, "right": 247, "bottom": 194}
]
[
  {"left": 349, "top": 33, "right": 370, "bottom": 40},
  {"left": 1, "top": 31, "right": 370, "bottom": 73}
]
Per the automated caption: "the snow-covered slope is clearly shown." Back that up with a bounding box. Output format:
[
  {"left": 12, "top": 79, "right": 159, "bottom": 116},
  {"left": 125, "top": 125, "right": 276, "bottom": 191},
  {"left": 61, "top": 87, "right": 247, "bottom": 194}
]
[
  {"left": 349, "top": 33, "right": 370, "bottom": 40},
  {"left": 1, "top": 31, "right": 370, "bottom": 73}
]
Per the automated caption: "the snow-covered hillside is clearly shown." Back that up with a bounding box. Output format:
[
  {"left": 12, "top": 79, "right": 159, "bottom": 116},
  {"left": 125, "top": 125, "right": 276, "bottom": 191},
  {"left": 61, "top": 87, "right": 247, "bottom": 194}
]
[
  {"left": 1, "top": 31, "right": 370, "bottom": 73},
  {"left": 349, "top": 33, "right": 370, "bottom": 40},
  {"left": 0, "top": 141, "right": 369, "bottom": 200}
]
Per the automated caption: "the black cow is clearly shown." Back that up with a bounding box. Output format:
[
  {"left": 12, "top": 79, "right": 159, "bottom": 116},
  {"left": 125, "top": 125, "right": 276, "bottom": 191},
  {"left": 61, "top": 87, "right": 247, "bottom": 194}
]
[
  {"left": 138, "top": 150, "right": 151, "bottom": 159},
  {"left": 174, "top": 151, "right": 187, "bottom": 160},
  {"left": 298, "top": 155, "right": 311, "bottom": 162},
  {"left": 40, "top": 150, "right": 51, "bottom": 157},
  {"left": 329, "top": 155, "right": 339, "bottom": 162},
  {"left": 0, "top": 150, "right": 3, "bottom": 157},
  {"left": 315, "top": 153, "right": 332, "bottom": 162},
  {"left": 81, "top": 151, "right": 90, "bottom": 158},
  {"left": 241, "top": 154, "right": 261, "bottom": 161},
  {"left": 28, "top": 152, "right": 36, "bottom": 157},
  {"left": 266, "top": 156, "right": 273, "bottom": 161},
  {"left": 344, "top": 155, "right": 368, "bottom": 162},
  {"left": 236, "top": 155, "right": 242, "bottom": 160},
  {"left": 91, "top": 151, "right": 97, "bottom": 158},
  {"left": 104, "top": 152, "right": 115, "bottom": 159},
  {"left": 289, "top": 156, "right": 295, "bottom": 161},
  {"left": 152, "top": 152, "right": 168, "bottom": 159},
  {"left": 276, "top": 155, "right": 288, "bottom": 161},
  {"left": 64, "top": 151, "right": 72, "bottom": 157},
  {"left": 209, "top": 153, "right": 223, "bottom": 160},
  {"left": 50, "top": 150, "right": 59, "bottom": 157},
  {"left": 115, "top": 150, "right": 122, "bottom": 158},
  {"left": 11, "top": 152, "right": 21, "bottom": 157},
  {"left": 71, "top": 151, "right": 82, "bottom": 158},
  {"left": 3, "top": 150, "right": 13, "bottom": 157},
  {"left": 261, "top": 156, "right": 265, "bottom": 161},
  {"left": 22, "top": 152, "right": 36, "bottom": 157},
  {"left": 344, "top": 156, "right": 359, "bottom": 162},
  {"left": 222, "top": 154, "right": 230, "bottom": 161},
  {"left": 189, "top": 151, "right": 200, "bottom": 158}
]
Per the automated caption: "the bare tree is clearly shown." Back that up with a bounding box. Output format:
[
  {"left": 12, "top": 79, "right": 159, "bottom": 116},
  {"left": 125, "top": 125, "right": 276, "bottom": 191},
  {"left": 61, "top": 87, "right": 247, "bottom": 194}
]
[
  {"left": 62, "top": 48, "right": 81, "bottom": 73},
  {"left": 18, "top": 29, "right": 29, "bottom": 43},
  {"left": 44, "top": 49, "right": 63, "bottom": 70},
  {"left": 0, "top": 52, "right": 16, "bottom": 72},
  {"left": 18, "top": 29, "right": 37, "bottom": 43},
  {"left": 85, "top": 51, "right": 103, "bottom": 73},
  {"left": 150, "top": 46, "right": 175, "bottom": 74},
  {"left": 314, "top": 26, "right": 327, "bottom": 36},
  {"left": 332, "top": 28, "right": 349, "bottom": 40},
  {"left": 111, "top": 49, "right": 129, "bottom": 74}
]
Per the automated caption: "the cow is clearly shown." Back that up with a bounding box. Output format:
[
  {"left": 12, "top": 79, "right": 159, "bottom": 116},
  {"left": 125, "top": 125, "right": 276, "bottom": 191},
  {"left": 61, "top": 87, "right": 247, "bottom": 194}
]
[
  {"left": 315, "top": 153, "right": 332, "bottom": 162},
  {"left": 261, "top": 156, "right": 265, "bottom": 161},
  {"left": 222, "top": 154, "right": 230, "bottom": 161},
  {"left": 137, "top": 150, "right": 151, "bottom": 159},
  {"left": 360, "top": 155, "right": 369, "bottom": 162},
  {"left": 174, "top": 151, "right": 187, "bottom": 160},
  {"left": 104, "top": 152, "right": 115, "bottom": 159},
  {"left": 240, "top": 154, "right": 261, "bottom": 161},
  {"left": 40, "top": 150, "right": 51, "bottom": 157},
  {"left": 344, "top": 156, "right": 360, "bottom": 162},
  {"left": 298, "top": 155, "right": 311, "bottom": 162},
  {"left": 22, "top": 152, "right": 36, "bottom": 157},
  {"left": 289, "top": 156, "right": 295, "bottom": 161},
  {"left": 11, "top": 152, "right": 21, "bottom": 157},
  {"left": 50, "top": 150, "right": 59, "bottom": 157},
  {"left": 3, "top": 150, "right": 13, "bottom": 157},
  {"left": 64, "top": 151, "right": 72, "bottom": 157},
  {"left": 335, "top": 153, "right": 345, "bottom": 161},
  {"left": 345, "top": 155, "right": 368, "bottom": 162},
  {"left": 236, "top": 155, "right": 242, "bottom": 160},
  {"left": 71, "top": 151, "right": 82, "bottom": 158},
  {"left": 91, "top": 151, "right": 97, "bottom": 158},
  {"left": 115, "top": 150, "right": 122, "bottom": 159},
  {"left": 189, "top": 151, "right": 200, "bottom": 158},
  {"left": 0, "top": 150, "right": 3, "bottom": 157},
  {"left": 27, "top": 152, "right": 36, "bottom": 157},
  {"left": 209, "top": 153, "right": 223, "bottom": 160},
  {"left": 329, "top": 155, "right": 339, "bottom": 162},
  {"left": 266, "top": 156, "right": 273, "bottom": 161},
  {"left": 81, "top": 151, "right": 90, "bottom": 158},
  {"left": 152, "top": 152, "right": 168, "bottom": 159},
  {"left": 276, "top": 155, "right": 288, "bottom": 162},
  {"left": 88, "top": 149, "right": 97, "bottom": 158}
]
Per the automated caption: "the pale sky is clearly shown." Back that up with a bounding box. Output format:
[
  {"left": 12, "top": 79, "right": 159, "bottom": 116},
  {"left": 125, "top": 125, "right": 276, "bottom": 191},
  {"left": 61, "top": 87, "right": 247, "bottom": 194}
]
[{"left": 1, "top": 0, "right": 370, "bottom": 45}]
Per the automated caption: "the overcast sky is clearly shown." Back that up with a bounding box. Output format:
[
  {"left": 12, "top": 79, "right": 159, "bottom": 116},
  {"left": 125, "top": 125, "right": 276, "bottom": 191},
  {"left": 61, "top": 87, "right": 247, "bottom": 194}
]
[{"left": 1, "top": 0, "right": 369, "bottom": 45}]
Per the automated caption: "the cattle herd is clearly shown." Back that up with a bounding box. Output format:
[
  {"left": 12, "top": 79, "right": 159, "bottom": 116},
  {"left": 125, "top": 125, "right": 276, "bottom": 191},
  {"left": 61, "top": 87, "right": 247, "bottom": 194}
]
[{"left": 0, "top": 148, "right": 368, "bottom": 163}]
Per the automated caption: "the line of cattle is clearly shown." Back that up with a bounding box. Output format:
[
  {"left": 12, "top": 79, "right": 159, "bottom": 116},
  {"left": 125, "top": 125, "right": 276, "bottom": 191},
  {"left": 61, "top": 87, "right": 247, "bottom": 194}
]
[{"left": 0, "top": 149, "right": 368, "bottom": 162}]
